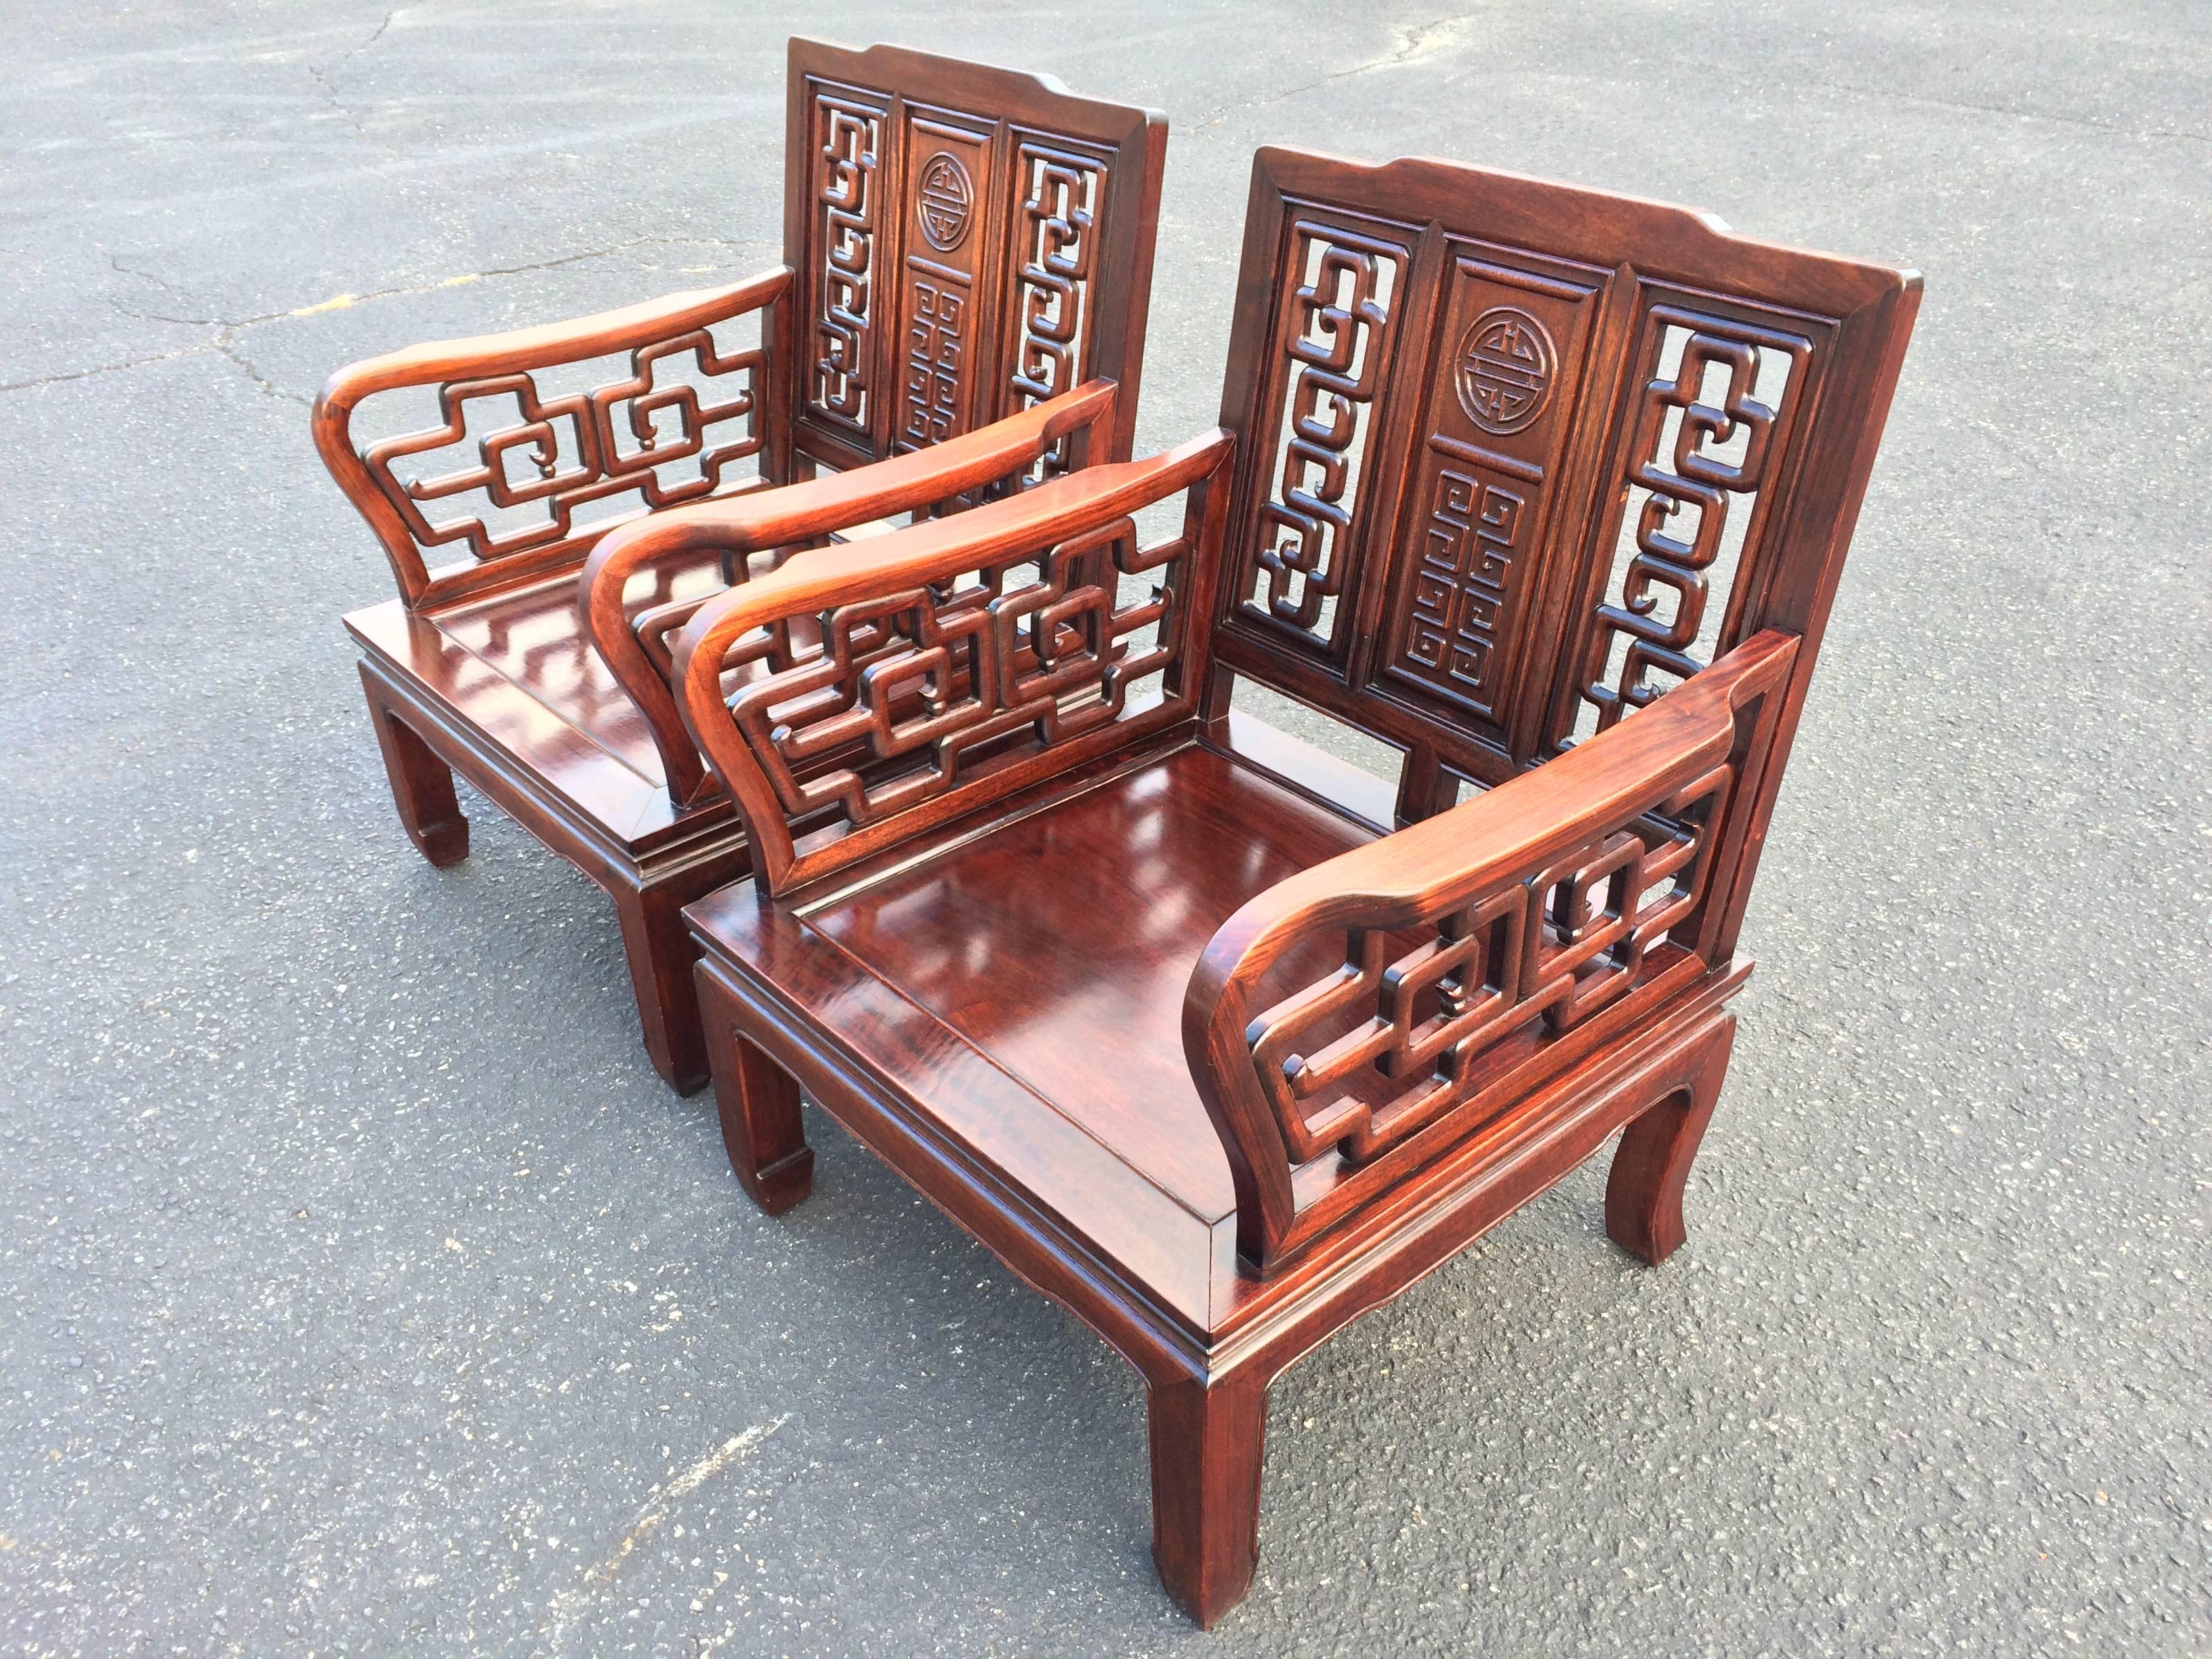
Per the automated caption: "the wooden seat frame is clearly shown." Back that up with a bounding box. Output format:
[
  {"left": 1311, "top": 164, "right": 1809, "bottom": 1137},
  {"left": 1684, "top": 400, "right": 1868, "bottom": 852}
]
[
  {"left": 670, "top": 145, "right": 1919, "bottom": 1624},
  {"left": 314, "top": 38, "right": 1166, "bottom": 1091}
]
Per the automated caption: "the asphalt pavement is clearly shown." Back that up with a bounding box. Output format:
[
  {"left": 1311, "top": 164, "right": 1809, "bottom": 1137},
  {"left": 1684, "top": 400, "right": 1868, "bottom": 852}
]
[{"left": 2, "top": 2, "right": 2207, "bottom": 1654}]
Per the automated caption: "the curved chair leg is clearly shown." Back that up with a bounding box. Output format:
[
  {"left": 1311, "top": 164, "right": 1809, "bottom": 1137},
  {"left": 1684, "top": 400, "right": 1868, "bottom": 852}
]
[
  {"left": 697, "top": 965, "right": 814, "bottom": 1214},
  {"left": 1147, "top": 1368, "right": 1269, "bottom": 1628},
  {"left": 359, "top": 663, "right": 468, "bottom": 867},
  {"left": 1605, "top": 1015, "right": 1736, "bottom": 1265}
]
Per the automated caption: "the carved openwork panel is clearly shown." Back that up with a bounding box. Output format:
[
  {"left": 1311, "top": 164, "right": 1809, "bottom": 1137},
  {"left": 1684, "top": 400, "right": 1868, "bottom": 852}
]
[
  {"left": 805, "top": 85, "right": 884, "bottom": 434},
  {"left": 361, "top": 331, "right": 766, "bottom": 568},
  {"left": 1235, "top": 216, "right": 1413, "bottom": 649},
  {"left": 1247, "top": 764, "right": 1731, "bottom": 1166},
  {"left": 1374, "top": 253, "right": 1603, "bottom": 735},
  {"left": 718, "top": 520, "right": 1191, "bottom": 834},
  {"left": 892, "top": 113, "right": 994, "bottom": 453},
  {"left": 1393, "top": 451, "right": 1530, "bottom": 705},
  {"left": 792, "top": 48, "right": 1147, "bottom": 478},
  {"left": 1000, "top": 139, "right": 1105, "bottom": 484},
  {"left": 1566, "top": 302, "right": 1815, "bottom": 741}
]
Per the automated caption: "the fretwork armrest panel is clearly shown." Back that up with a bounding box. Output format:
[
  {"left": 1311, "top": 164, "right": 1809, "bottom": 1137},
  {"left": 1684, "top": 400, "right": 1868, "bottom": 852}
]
[
  {"left": 1185, "top": 630, "right": 1799, "bottom": 1267},
  {"left": 673, "top": 434, "right": 1235, "bottom": 891},
  {"left": 314, "top": 274, "right": 790, "bottom": 610},
  {"left": 580, "top": 383, "right": 1122, "bottom": 809}
]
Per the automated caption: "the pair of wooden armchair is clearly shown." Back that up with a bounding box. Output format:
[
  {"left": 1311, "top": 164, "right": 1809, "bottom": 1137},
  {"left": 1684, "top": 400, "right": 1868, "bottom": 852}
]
[{"left": 317, "top": 37, "right": 1919, "bottom": 1627}]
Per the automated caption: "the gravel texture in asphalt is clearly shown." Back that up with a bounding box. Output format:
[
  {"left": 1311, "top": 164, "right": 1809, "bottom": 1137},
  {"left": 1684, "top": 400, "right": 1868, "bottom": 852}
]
[{"left": 2, "top": 2, "right": 2207, "bottom": 1654}]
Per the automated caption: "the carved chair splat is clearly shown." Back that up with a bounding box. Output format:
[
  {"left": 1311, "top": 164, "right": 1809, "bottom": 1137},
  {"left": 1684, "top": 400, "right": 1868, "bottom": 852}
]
[
  {"left": 315, "top": 39, "right": 1166, "bottom": 1091},
  {"left": 673, "top": 145, "right": 1919, "bottom": 1624}
]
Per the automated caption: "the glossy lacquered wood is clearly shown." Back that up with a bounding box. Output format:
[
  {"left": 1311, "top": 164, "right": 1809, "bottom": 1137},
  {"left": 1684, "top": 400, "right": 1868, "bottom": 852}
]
[
  {"left": 676, "top": 146, "right": 1919, "bottom": 1622},
  {"left": 315, "top": 39, "right": 1168, "bottom": 1092}
]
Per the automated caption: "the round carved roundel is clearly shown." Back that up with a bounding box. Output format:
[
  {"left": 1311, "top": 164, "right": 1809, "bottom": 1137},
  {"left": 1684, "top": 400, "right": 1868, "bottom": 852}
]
[
  {"left": 915, "top": 152, "right": 975, "bottom": 252},
  {"left": 1454, "top": 306, "right": 1557, "bottom": 436}
]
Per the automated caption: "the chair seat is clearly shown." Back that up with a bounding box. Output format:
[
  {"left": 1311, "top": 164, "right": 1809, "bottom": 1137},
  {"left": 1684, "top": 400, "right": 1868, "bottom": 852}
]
[
  {"left": 686, "top": 737, "right": 1379, "bottom": 1322},
  {"left": 345, "top": 552, "right": 733, "bottom": 849}
]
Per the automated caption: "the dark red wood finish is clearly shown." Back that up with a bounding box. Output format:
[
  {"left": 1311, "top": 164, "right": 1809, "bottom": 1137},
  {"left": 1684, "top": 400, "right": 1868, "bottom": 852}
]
[
  {"left": 674, "top": 146, "right": 1919, "bottom": 1624},
  {"left": 316, "top": 40, "right": 1168, "bottom": 1091}
]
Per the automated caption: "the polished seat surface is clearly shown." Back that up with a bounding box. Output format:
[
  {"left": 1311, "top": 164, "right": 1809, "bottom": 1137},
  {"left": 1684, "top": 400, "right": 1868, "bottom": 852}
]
[
  {"left": 796, "top": 743, "right": 1378, "bottom": 1220},
  {"left": 346, "top": 552, "right": 731, "bottom": 845}
]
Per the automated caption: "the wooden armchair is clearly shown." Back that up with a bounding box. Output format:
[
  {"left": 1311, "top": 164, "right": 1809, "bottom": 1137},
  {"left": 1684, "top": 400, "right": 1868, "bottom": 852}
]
[
  {"left": 313, "top": 39, "right": 1165, "bottom": 1091},
  {"left": 674, "top": 146, "right": 1919, "bottom": 1622}
]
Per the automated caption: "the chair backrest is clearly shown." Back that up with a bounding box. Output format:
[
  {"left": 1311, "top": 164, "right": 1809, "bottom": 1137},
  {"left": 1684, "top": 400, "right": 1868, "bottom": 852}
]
[
  {"left": 782, "top": 39, "right": 1166, "bottom": 483},
  {"left": 1207, "top": 147, "right": 1919, "bottom": 813}
]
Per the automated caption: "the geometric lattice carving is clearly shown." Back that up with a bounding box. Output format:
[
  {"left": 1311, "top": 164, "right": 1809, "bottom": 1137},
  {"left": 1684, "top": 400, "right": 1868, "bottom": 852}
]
[
  {"left": 1389, "top": 445, "right": 1538, "bottom": 709},
  {"left": 1243, "top": 220, "right": 1409, "bottom": 642},
  {"left": 811, "top": 96, "right": 880, "bottom": 430},
  {"left": 892, "top": 115, "right": 991, "bottom": 453},
  {"left": 1246, "top": 762, "right": 1732, "bottom": 1166},
  {"left": 901, "top": 279, "right": 968, "bottom": 447},
  {"left": 1576, "top": 307, "right": 1811, "bottom": 736},
  {"left": 363, "top": 333, "right": 766, "bottom": 565},
  {"left": 1005, "top": 143, "right": 1103, "bottom": 483},
  {"left": 721, "top": 518, "right": 1191, "bottom": 833}
]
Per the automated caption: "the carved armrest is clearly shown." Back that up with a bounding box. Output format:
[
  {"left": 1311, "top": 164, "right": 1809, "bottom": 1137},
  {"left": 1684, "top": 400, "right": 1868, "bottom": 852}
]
[
  {"left": 313, "top": 269, "right": 791, "bottom": 609},
  {"left": 582, "top": 381, "right": 1121, "bottom": 808},
  {"left": 1182, "top": 630, "right": 1803, "bottom": 1269},
  {"left": 672, "top": 429, "right": 1236, "bottom": 890}
]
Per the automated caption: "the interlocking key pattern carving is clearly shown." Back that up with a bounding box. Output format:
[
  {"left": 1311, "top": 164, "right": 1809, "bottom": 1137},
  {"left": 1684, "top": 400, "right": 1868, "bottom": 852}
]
[
  {"left": 1005, "top": 144, "right": 1102, "bottom": 483},
  {"left": 1246, "top": 764, "right": 1732, "bottom": 1165},
  {"left": 1246, "top": 221, "right": 1408, "bottom": 642},
  {"left": 1576, "top": 307, "right": 1811, "bottom": 735},
  {"left": 722, "top": 520, "right": 1189, "bottom": 832},
  {"left": 1399, "top": 451, "right": 1535, "bottom": 701},
  {"left": 812, "top": 96, "right": 880, "bottom": 430},
  {"left": 902, "top": 279, "right": 968, "bottom": 447},
  {"left": 362, "top": 333, "right": 766, "bottom": 567}
]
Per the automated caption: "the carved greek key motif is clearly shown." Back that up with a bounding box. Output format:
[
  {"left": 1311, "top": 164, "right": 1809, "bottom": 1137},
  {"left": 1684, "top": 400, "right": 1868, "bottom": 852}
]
[
  {"left": 1245, "top": 221, "right": 1410, "bottom": 642},
  {"left": 1006, "top": 144, "right": 1102, "bottom": 482},
  {"left": 363, "top": 332, "right": 765, "bottom": 565},
  {"left": 901, "top": 279, "right": 967, "bottom": 446},
  {"left": 1576, "top": 307, "right": 1811, "bottom": 735},
  {"left": 1393, "top": 457, "right": 1528, "bottom": 703},
  {"left": 812, "top": 97, "right": 880, "bottom": 428},
  {"left": 723, "top": 520, "right": 1191, "bottom": 831},
  {"left": 1247, "top": 765, "right": 1732, "bottom": 1165}
]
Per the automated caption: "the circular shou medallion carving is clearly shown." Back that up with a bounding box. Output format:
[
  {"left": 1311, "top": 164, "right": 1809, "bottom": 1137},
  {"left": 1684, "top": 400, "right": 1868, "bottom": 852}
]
[
  {"left": 915, "top": 152, "right": 975, "bottom": 252},
  {"left": 1454, "top": 306, "right": 1557, "bottom": 436}
]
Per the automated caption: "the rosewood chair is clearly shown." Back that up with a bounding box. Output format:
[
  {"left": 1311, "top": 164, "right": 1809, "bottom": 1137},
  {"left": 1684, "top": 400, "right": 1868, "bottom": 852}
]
[
  {"left": 671, "top": 147, "right": 1919, "bottom": 1622},
  {"left": 314, "top": 39, "right": 1166, "bottom": 1092}
]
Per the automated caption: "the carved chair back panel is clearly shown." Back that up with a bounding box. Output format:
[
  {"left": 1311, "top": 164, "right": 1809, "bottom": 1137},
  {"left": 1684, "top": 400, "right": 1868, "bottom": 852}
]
[
  {"left": 785, "top": 41, "right": 1164, "bottom": 484},
  {"left": 1212, "top": 148, "right": 1919, "bottom": 789}
]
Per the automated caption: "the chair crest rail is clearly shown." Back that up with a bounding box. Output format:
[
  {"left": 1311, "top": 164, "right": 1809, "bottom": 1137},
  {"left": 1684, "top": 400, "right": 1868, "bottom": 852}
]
[
  {"left": 314, "top": 270, "right": 794, "bottom": 609},
  {"left": 1183, "top": 628, "right": 1801, "bottom": 1268}
]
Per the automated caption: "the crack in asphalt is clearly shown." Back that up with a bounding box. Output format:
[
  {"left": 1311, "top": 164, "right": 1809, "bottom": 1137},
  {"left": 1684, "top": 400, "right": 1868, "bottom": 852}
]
[
  {"left": 0, "top": 346, "right": 218, "bottom": 394},
  {"left": 1189, "top": 10, "right": 1481, "bottom": 131},
  {"left": 304, "top": 11, "right": 398, "bottom": 138},
  {"left": 214, "top": 337, "right": 310, "bottom": 408}
]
